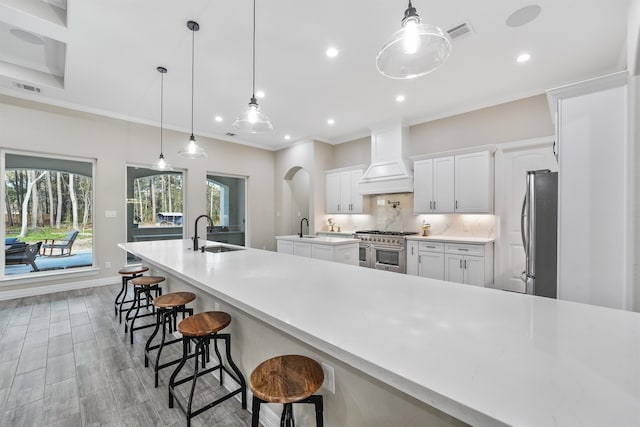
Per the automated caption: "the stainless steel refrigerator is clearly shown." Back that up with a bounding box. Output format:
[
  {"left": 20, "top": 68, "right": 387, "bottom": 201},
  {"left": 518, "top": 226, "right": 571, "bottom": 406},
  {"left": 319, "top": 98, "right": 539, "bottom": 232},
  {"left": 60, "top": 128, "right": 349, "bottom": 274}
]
[{"left": 521, "top": 170, "right": 558, "bottom": 298}]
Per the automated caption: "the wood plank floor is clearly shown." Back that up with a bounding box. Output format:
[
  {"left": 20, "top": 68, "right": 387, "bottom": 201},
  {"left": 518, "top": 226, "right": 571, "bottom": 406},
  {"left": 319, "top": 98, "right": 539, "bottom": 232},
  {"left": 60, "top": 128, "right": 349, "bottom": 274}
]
[{"left": 0, "top": 284, "right": 252, "bottom": 427}]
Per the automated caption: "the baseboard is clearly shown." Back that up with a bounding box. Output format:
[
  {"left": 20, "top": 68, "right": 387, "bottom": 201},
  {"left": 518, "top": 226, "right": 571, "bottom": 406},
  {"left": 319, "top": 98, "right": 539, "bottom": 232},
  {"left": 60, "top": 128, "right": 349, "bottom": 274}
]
[{"left": 0, "top": 276, "right": 119, "bottom": 301}]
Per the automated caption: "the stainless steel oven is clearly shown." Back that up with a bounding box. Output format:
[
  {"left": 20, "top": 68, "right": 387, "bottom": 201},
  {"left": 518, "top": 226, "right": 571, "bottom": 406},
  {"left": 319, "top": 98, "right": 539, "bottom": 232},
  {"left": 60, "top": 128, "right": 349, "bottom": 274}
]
[
  {"left": 371, "top": 245, "right": 405, "bottom": 273},
  {"left": 354, "top": 230, "right": 417, "bottom": 274}
]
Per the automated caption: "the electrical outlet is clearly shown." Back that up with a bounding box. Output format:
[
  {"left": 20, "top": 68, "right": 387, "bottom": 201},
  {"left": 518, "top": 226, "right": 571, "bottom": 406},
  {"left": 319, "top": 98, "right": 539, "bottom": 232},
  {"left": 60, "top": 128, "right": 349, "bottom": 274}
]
[
  {"left": 104, "top": 261, "right": 111, "bottom": 269},
  {"left": 321, "top": 362, "right": 335, "bottom": 393}
]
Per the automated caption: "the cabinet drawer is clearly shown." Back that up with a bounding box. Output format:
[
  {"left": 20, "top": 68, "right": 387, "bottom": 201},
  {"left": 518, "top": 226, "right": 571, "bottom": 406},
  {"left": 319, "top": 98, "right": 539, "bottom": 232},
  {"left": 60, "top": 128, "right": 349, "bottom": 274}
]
[
  {"left": 445, "top": 243, "right": 485, "bottom": 257},
  {"left": 418, "top": 241, "right": 444, "bottom": 253}
]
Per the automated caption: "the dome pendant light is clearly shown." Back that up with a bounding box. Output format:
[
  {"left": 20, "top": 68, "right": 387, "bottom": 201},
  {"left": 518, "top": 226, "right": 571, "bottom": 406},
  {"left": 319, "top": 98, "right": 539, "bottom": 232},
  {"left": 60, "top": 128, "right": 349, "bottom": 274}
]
[
  {"left": 233, "top": 0, "right": 273, "bottom": 133},
  {"left": 178, "top": 20, "right": 207, "bottom": 158},
  {"left": 376, "top": 1, "right": 452, "bottom": 79},
  {"left": 152, "top": 66, "right": 173, "bottom": 171}
]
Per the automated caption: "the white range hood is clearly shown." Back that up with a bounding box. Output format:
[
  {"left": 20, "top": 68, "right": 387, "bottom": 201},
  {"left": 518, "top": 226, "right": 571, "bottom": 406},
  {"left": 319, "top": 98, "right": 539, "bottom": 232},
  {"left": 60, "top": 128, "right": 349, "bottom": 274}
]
[{"left": 358, "top": 122, "right": 413, "bottom": 195}]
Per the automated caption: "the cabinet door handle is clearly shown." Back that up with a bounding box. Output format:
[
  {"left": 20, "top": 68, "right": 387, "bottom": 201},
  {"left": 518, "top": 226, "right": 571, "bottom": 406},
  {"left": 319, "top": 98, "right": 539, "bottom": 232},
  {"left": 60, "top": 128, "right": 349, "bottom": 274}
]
[
  {"left": 429, "top": 201, "right": 433, "bottom": 209},
  {"left": 338, "top": 204, "right": 340, "bottom": 211},
  {"left": 464, "top": 259, "right": 467, "bottom": 269},
  {"left": 411, "top": 246, "right": 414, "bottom": 255},
  {"left": 434, "top": 201, "right": 436, "bottom": 210},
  {"left": 426, "top": 245, "right": 436, "bottom": 249},
  {"left": 458, "top": 248, "right": 469, "bottom": 252},
  {"left": 459, "top": 259, "right": 462, "bottom": 269},
  {"left": 418, "top": 255, "right": 421, "bottom": 264},
  {"left": 455, "top": 200, "right": 458, "bottom": 210}
]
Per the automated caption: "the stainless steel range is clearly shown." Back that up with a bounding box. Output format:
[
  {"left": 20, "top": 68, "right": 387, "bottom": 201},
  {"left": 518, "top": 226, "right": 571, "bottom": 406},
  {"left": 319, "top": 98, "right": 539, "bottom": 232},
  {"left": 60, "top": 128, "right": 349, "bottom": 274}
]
[{"left": 355, "top": 230, "right": 417, "bottom": 273}]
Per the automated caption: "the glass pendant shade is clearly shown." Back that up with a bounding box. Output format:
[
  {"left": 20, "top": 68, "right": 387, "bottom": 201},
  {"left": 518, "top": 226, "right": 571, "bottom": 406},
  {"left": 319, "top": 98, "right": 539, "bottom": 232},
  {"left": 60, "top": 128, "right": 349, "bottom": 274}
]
[
  {"left": 233, "top": 97, "right": 273, "bottom": 133},
  {"left": 151, "top": 66, "right": 173, "bottom": 171},
  {"left": 152, "top": 153, "right": 173, "bottom": 171},
  {"left": 376, "top": 2, "right": 452, "bottom": 79},
  {"left": 234, "top": 0, "right": 273, "bottom": 133},
  {"left": 178, "top": 134, "right": 207, "bottom": 159},
  {"left": 178, "top": 20, "right": 207, "bottom": 159}
]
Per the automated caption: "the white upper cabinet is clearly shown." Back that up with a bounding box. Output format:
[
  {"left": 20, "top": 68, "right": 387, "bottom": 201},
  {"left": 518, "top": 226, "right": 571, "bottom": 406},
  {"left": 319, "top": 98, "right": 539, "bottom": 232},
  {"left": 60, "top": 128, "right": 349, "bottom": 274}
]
[
  {"left": 413, "top": 149, "right": 493, "bottom": 214},
  {"left": 455, "top": 151, "right": 492, "bottom": 213},
  {"left": 326, "top": 167, "right": 365, "bottom": 214}
]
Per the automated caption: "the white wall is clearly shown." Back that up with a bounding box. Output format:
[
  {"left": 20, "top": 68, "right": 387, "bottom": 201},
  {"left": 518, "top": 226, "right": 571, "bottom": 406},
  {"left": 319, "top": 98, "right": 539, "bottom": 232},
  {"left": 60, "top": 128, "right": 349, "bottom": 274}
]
[{"left": 0, "top": 95, "right": 275, "bottom": 295}]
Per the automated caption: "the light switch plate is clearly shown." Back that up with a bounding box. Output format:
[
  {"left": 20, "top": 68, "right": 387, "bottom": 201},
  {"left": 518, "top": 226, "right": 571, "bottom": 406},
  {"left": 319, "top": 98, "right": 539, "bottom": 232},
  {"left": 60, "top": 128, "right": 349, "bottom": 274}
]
[{"left": 104, "top": 210, "right": 117, "bottom": 218}]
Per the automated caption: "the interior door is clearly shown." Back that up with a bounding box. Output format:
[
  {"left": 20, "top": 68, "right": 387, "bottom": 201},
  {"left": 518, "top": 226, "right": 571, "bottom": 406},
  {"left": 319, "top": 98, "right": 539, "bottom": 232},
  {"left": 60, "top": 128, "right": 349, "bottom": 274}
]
[{"left": 494, "top": 139, "right": 557, "bottom": 292}]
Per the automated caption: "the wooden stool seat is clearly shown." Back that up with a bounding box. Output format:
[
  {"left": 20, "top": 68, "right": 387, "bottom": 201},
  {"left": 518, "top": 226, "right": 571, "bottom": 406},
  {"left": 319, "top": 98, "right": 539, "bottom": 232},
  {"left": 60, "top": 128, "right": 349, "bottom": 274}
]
[
  {"left": 250, "top": 355, "right": 324, "bottom": 404},
  {"left": 154, "top": 292, "right": 196, "bottom": 308},
  {"left": 169, "top": 311, "right": 246, "bottom": 426},
  {"left": 131, "top": 275, "right": 165, "bottom": 286},
  {"left": 250, "top": 355, "right": 324, "bottom": 427},
  {"left": 145, "top": 292, "right": 196, "bottom": 387},
  {"left": 178, "top": 311, "right": 231, "bottom": 337},
  {"left": 118, "top": 265, "right": 149, "bottom": 276}
]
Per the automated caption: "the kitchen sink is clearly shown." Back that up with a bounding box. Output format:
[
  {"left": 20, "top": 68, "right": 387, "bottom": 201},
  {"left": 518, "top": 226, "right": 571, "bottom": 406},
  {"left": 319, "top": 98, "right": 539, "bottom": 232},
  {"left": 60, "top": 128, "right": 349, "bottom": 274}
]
[{"left": 202, "top": 245, "right": 245, "bottom": 253}]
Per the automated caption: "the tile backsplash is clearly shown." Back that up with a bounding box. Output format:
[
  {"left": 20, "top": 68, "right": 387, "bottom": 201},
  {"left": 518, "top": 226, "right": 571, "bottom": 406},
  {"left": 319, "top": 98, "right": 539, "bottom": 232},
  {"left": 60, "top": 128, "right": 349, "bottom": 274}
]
[{"left": 320, "top": 193, "right": 495, "bottom": 238}]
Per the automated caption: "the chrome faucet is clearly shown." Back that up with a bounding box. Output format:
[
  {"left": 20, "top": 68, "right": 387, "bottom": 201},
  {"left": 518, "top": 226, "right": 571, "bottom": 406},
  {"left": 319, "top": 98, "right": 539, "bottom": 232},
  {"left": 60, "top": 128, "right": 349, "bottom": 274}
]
[
  {"left": 193, "top": 214, "right": 214, "bottom": 250},
  {"left": 299, "top": 217, "right": 309, "bottom": 238}
]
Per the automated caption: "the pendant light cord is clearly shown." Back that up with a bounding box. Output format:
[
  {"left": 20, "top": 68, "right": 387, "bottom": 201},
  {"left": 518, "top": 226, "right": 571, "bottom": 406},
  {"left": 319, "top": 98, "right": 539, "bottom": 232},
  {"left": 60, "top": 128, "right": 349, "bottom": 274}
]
[
  {"left": 252, "top": 0, "right": 256, "bottom": 98},
  {"left": 190, "top": 26, "right": 195, "bottom": 137},
  {"left": 160, "top": 71, "right": 164, "bottom": 154}
]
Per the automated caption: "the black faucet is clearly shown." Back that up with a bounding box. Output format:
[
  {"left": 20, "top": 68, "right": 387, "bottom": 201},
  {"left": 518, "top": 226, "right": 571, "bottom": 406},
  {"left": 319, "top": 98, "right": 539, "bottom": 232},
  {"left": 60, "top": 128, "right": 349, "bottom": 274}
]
[
  {"left": 193, "top": 214, "right": 214, "bottom": 250},
  {"left": 299, "top": 217, "right": 309, "bottom": 238}
]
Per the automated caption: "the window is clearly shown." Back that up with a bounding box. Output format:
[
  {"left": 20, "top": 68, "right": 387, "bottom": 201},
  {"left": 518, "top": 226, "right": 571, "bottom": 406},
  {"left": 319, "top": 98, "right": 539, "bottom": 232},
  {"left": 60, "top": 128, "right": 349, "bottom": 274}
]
[
  {"left": 126, "top": 166, "right": 184, "bottom": 261},
  {"left": 206, "top": 174, "right": 246, "bottom": 246},
  {"left": 2, "top": 151, "right": 95, "bottom": 277}
]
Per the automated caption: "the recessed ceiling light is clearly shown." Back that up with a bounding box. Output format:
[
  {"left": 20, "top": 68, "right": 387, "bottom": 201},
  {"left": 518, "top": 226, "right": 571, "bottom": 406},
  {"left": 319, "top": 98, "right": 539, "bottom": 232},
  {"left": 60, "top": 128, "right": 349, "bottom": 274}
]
[
  {"left": 214, "top": 115, "right": 223, "bottom": 122},
  {"left": 396, "top": 95, "right": 406, "bottom": 103},
  {"left": 326, "top": 47, "right": 339, "bottom": 58},
  {"left": 284, "top": 134, "right": 291, "bottom": 140},
  {"left": 506, "top": 5, "right": 542, "bottom": 28},
  {"left": 516, "top": 53, "right": 531, "bottom": 63},
  {"left": 327, "top": 118, "right": 335, "bottom": 125},
  {"left": 256, "top": 90, "right": 265, "bottom": 98}
]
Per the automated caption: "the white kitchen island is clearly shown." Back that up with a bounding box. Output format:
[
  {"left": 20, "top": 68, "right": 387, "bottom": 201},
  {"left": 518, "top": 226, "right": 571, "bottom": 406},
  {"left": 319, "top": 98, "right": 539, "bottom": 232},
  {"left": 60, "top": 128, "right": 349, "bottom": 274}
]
[{"left": 119, "top": 239, "right": 640, "bottom": 427}]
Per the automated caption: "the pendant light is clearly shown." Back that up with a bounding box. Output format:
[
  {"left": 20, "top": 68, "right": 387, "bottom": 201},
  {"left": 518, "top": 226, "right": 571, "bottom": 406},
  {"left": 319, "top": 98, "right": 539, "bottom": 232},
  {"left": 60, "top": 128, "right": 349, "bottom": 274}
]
[
  {"left": 152, "top": 66, "right": 173, "bottom": 171},
  {"left": 178, "top": 20, "right": 207, "bottom": 158},
  {"left": 233, "top": 0, "right": 273, "bottom": 133},
  {"left": 376, "top": 1, "right": 452, "bottom": 79}
]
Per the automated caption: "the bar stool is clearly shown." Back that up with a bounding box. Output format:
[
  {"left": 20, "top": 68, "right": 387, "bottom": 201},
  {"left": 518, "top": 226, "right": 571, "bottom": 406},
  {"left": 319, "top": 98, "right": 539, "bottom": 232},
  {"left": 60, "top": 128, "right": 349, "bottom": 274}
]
[
  {"left": 124, "top": 275, "right": 164, "bottom": 345},
  {"left": 250, "top": 355, "right": 324, "bottom": 427},
  {"left": 114, "top": 265, "right": 149, "bottom": 323},
  {"left": 145, "top": 291, "right": 196, "bottom": 387},
  {"left": 168, "top": 311, "right": 247, "bottom": 427}
]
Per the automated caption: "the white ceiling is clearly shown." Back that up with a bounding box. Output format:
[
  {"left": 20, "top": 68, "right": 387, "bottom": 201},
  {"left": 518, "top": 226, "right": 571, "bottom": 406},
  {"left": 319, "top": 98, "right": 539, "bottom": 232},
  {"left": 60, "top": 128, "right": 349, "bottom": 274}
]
[{"left": 0, "top": 0, "right": 632, "bottom": 151}]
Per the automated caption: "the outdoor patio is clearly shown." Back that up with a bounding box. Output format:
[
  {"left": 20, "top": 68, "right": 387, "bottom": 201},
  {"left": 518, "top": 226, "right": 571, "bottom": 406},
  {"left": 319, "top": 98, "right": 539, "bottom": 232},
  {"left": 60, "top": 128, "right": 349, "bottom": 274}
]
[{"left": 5, "top": 250, "right": 93, "bottom": 275}]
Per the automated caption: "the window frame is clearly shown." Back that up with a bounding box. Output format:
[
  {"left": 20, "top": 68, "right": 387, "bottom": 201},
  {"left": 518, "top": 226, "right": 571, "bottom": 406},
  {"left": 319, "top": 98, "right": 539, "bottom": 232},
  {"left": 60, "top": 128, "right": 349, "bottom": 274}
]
[{"left": 0, "top": 149, "right": 97, "bottom": 283}]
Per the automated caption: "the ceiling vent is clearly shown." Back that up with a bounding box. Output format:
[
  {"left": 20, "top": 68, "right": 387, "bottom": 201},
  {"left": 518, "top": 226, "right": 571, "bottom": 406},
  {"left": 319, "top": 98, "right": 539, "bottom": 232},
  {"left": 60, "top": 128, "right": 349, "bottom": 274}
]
[
  {"left": 13, "top": 82, "right": 41, "bottom": 93},
  {"left": 447, "top": 22, "right": 473, "bottom": 41}
]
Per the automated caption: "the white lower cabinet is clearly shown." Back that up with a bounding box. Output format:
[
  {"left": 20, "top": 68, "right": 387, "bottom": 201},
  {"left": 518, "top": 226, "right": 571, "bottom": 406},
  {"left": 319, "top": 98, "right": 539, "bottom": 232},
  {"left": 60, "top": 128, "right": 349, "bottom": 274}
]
[
  {"left": 293, "top": 241, "right": 312, "bottom": 258},
  {"left": 277, "top": 240, "right": 293, "bottom": 255},
  {"left": 276, "top": 237, "right": 358, "bottom": 265},
  {"left": 407, "top": 239, "right": 493, "bottom": 286},
  {"left": 420, "top": 252, "right": 445, "bottom": 281}
]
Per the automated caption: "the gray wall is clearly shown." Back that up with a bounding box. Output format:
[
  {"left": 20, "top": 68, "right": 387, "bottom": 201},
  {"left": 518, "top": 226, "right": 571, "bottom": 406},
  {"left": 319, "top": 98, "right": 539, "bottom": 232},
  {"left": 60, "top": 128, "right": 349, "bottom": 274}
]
[{"left": 0, "top": 95, "right": 275, "bottom": 295}]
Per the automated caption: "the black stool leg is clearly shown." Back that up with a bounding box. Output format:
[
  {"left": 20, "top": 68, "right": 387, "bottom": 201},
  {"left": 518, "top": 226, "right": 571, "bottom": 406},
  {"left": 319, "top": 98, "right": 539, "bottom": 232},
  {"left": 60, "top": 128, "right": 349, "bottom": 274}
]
[
  {"left": 114, "top": 276, "right": 127, "bottom": 316},
  {"left": 124, "top": 287, "right": 140, "bottom": 333},
  {"left": 169, "top": 337, "right": 189, "bottom": 409},
  {"left": 213, "top": 335, "right": 223, "bottom": 385},
  {"left": 251, "top": 396, "right": 262, "bottom": 427},
  {"left": 281, "top": 403, "right": 294, "bottom": 427},
  {"left": 221, "top": 334, "right": 247, "bottom": 409},
  {"left": 144, "top": 309, "right": 162, "bottom": 368}
]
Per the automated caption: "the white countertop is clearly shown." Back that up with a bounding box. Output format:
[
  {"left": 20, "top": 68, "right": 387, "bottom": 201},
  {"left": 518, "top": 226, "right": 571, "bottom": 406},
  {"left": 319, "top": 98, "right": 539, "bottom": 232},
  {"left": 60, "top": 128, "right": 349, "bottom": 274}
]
[
  {"left": 407, "top": 235, "right": 495, "bottom": 244},
  {"left": 119, "top": 240, "right": 640, "bottom": 427},
  {"left": 275, "top": 234, "right": 359, "bottom": 245}
]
